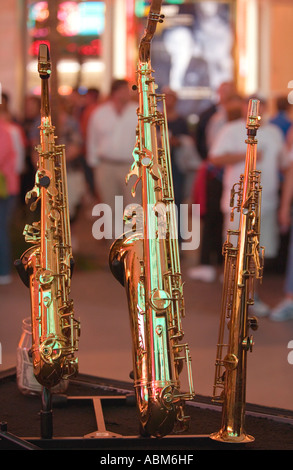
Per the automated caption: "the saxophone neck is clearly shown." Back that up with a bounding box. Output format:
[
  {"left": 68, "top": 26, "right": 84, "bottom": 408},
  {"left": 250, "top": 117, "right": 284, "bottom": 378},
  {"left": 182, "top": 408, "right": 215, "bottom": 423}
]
[
  {"left": 38, "top": 44, "right": 52, "bottom": 125},
  {"left": 246, "top": 98, "right": 261, "bottom": 140},
  {"left": 139, "top": 0, "right": 164, "bottom": 63}
]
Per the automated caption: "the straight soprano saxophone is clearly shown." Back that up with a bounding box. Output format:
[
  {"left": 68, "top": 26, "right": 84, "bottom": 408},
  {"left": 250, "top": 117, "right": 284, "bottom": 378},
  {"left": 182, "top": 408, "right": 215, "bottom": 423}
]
[
  {"left": 109, "top": 0, "right": 194, "bottom": 438},
  {"left": 15, "top": 44, "right": 80, "bottom": 390},
  {"left": 210, "top": 99, "right": 264, "bottom": 443}
]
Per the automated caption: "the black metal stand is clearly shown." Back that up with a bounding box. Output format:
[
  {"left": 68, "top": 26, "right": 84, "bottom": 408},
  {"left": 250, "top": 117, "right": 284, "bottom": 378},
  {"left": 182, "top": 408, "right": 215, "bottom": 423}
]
[
  {"left": 82, "top": 394, "right": 132, "bottom": 438},
  {"left": 0, "top": 394, "right": 140, "bottom": 450},
  {"left": 40, "top": 387, "right": 53, "bottom": 439},
  {"left": 27, "top": 394, "right": 208, "bottom": 449}
]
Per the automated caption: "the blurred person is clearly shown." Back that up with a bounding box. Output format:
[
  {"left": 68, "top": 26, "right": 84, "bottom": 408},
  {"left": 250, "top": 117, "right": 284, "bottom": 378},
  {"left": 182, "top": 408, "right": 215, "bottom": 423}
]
[
  {"left": 1, "top": 92, "right": 20, "bottom": 124},
  {"left": 270, "top": 96, "right": 292, "bottom": 138},
  {"left": 0, "top": 120, "right": 19, "bottom": 284},
  {"left": 21, "top": 95, "right": 41, "bottom": 201},
  {"left": 207, "top": 97, "right": 285, "bottom": 316},
  {"left": 269, "top": 146, "right": 293, "bottom": 321},
  {"left": 80, "top": 88, "right": 101, "bottom": 141},
  {"left": 163, "top": 87, "right": 200, "bottom": 245},
  {"left": 86, "top": 79, "right": 138, "bottom": 242},
  {"left": 193, "top": 2, "right": 234, "bottom": 90},
  {"left": 161, "top": 26, "right": 209, "bottom": 92},
  {"left": 23, "top": 95, "right": 40, "bottom": 141},
  {"left": 189, "top": 83, "right": 237, "bottom": 282},
  {"left": 163, "top": 87, "right": 200, "bottom": 209},
  {"left": 58, "top": 97, "right": 86, "bottom": 229},
  {"left": 80, "top": 88, "right": 101, "bottom": 199},
  {"left": 67, "top": 87, "right": 88, "bottom": 122},
  {"left": 269, "top": 96, "right": 292, "bottom": 275},
  {"left": 0, "top": 93, "right": 26, "bottom": 182},
  {"left": 195, "top": 81, "right": 236, "bottom": 160}
]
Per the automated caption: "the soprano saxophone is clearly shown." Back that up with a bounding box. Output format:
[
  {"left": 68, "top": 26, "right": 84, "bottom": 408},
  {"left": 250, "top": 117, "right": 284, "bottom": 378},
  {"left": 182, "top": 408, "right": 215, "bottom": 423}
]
[
  {"left": 109, "top": 0, "right": 194, "bottom": 438},
  {"left": 15, "top": 44, "right": 80, "bottom": 390},
  {"left": 210, "top": 99, "right": 264, "bottom": 443}
]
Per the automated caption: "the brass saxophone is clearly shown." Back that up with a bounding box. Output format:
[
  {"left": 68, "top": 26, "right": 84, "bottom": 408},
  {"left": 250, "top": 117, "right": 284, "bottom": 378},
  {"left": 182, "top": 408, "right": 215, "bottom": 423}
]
[
  {"left": 15, "top": 44, "right": 80, "bottom": 390},
  {"left": 210, "top": 99, "right": 264, "bottom": 443},
  {"left": 109, "top": 0, "right": 194, "bottom": 438}
]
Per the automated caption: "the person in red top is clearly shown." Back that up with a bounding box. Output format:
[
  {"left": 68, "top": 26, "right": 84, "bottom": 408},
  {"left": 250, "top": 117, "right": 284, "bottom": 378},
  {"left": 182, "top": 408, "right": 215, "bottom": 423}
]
[{"left": 0, "top": 119, "right": 18, "bottom": 284}]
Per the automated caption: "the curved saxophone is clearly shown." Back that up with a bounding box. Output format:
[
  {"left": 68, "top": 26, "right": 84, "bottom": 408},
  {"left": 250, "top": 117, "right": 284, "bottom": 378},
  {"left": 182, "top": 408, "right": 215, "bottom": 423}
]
[
  {"left": 210, "top": 99, "right": 264, "bottom": 443},
  {"left": 109, "top": 0, "right": 194, "bottom": 439},
  {"left": 15, "top": 44, "right": 80, "bottom": 389}
]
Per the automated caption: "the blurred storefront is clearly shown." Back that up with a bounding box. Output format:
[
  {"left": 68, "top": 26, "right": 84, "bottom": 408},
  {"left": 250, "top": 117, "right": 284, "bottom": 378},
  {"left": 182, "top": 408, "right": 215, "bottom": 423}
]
[{"left": 1, "top": 0, "right": 293, "bottom": 120}]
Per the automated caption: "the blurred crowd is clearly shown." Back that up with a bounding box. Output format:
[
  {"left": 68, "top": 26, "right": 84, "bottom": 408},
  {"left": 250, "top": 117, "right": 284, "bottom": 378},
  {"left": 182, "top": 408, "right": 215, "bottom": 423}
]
[{"left": 1, "top": 79, "right": 293, "bottom": 322}]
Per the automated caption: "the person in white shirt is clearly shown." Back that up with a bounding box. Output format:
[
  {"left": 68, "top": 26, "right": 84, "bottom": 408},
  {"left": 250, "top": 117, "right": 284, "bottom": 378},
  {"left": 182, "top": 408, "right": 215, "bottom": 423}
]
[
  {"left": 209, "top": 97, "right": 284, "bottom": 255},
  {"left": 86, "top": 79, "right": 139, "bottom": 241},
  {"left": 208, "top": 96, "right": 285, "bottom": 316}
]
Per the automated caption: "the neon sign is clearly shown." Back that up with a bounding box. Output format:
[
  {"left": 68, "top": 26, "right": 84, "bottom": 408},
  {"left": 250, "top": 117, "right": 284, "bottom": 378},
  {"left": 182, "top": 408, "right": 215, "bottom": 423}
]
[
  {"left": 29, "top": 1, "right": 105, "bottom": 36},
  {"left": 28, "top": 1, "right": 105, "bottom": 57}
]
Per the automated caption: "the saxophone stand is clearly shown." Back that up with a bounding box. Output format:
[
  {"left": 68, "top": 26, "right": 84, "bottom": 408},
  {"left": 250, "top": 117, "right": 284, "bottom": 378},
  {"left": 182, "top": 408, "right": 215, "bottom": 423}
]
[{"left": 40, "top": 387, "right": 53, "bottom": 439}]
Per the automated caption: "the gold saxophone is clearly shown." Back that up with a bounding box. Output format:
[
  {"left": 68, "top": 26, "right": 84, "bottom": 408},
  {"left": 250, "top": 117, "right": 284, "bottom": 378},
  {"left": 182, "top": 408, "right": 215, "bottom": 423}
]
[
  {"left": 15, "top": 44, "right": 80, "bottom": 390},
  {"left": 210, "top": 99, "right": 264, "bottom": 443},
  {"left": 109, "top": 0, "right": 194, "bottom": 439}
]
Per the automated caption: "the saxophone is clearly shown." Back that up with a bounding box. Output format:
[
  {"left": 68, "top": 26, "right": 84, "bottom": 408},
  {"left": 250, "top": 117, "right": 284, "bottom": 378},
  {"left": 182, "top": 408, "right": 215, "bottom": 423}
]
[
  {"left": 15, "top": 44, "right": 80, "bottom": 390},
  {"left": 109, "top": 0, "right": 194, "bottom": 439},
  {"left": 210, "top": 99, "right": 264, "bottom": 443}
]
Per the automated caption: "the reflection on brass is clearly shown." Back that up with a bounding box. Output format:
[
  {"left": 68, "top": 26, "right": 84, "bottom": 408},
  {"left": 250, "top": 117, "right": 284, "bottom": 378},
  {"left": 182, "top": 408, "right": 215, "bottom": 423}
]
[
  {"left": 211, "top": 99, "right": 264, "bottom": 443},
  {"left": 109, "top": 0, "right": 194, "bottom": 439},
  {"left": 15, "top": 44, "right": 80, "bottom": 389}
]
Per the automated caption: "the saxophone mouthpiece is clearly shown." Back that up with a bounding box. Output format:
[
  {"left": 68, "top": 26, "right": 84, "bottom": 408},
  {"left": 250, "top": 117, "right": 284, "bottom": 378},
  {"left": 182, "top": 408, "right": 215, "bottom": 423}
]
[
  {"left": 246, "top": 98, "right": 261, "bottom": 132},
  {"left": 38, "top": 44, "right": 51, "bottom": 79}
]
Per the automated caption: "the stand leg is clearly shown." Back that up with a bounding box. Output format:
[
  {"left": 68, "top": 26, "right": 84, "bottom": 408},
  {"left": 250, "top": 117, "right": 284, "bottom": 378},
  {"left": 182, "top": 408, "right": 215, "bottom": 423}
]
[
  {"left": 40, "top": 387, "right": 53, "bottom": 439},
  {"left": 0, "top": 422, "right": 41, "bottom": 450}
]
